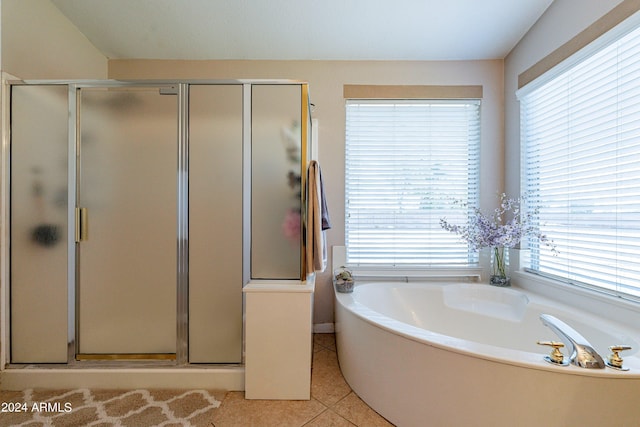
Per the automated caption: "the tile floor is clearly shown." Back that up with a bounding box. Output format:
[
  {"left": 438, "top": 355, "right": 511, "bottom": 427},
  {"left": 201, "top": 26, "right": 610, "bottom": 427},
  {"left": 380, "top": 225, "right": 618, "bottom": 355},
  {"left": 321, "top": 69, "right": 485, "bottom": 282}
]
[
  {"left": 210, "top": 333, "right": 394, "bottom": 426},
  {"left": 0, "top": 334, "right": 394, "bottom": 426}
]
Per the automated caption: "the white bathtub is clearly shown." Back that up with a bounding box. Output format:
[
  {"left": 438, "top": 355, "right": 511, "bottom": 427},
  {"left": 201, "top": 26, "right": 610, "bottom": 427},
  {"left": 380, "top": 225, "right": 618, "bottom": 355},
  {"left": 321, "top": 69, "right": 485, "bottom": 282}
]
[{"left": 334, "top": 282, "right": 640, "bottom": 427}]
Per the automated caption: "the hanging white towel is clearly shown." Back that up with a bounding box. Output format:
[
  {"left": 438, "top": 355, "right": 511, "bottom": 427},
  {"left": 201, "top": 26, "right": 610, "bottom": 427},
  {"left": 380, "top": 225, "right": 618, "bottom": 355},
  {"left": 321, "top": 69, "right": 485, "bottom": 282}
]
[{"left": 306, "top": 160, "right": 328, "bottom": 274}]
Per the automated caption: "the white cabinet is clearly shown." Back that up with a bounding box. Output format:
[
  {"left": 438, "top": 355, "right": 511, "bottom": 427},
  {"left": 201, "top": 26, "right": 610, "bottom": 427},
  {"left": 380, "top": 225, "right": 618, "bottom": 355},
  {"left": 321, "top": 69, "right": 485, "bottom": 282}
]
[{"left": 244, "top": 279, "right": 315, "bottom": 399}]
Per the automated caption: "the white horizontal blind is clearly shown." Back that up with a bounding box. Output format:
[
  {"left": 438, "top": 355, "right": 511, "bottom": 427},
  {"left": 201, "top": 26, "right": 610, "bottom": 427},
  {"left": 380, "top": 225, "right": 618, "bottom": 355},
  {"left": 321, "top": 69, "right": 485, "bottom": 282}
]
[
  {"left": 345, "top": 100, "right": 480, "bottom": 266},
  {"left": 520, "top": 22, "right": 640, "bottom": 300}
]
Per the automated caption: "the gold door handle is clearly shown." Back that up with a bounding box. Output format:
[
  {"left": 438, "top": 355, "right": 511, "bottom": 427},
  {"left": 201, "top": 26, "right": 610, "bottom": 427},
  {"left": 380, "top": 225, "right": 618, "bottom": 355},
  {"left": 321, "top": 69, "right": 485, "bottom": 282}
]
[{"left": 75, "top": 207, "right": 88, "bottom": 242}]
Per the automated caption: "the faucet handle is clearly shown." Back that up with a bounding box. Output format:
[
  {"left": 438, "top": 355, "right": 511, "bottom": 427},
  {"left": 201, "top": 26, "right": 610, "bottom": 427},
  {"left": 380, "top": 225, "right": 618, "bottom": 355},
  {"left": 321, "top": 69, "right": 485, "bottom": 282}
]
[
  {"left": 606, "top": 345, "right": 632, "bottom": 371},
  {"left": 537, "top": 341, "right": 568, "bottom": 366}
]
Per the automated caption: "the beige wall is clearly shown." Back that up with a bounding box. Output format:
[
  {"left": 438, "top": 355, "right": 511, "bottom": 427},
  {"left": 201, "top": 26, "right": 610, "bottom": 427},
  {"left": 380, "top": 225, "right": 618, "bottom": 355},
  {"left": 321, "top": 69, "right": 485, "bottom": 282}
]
[
  {"left": 504, "top": 0, "right": 633, "bottom": 198},
  {"left": 1, "top": 0, "right": 107, "bottom": 79},
  {"left": 110, "top": 59, "right": 505, "bottom": 325}
]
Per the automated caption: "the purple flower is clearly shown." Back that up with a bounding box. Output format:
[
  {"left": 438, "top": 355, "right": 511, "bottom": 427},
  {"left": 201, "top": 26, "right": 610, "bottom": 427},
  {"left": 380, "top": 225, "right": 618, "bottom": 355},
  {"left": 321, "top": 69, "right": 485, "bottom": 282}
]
[{"left": 440, "top": 193, "right": 555, "bottom": 252}]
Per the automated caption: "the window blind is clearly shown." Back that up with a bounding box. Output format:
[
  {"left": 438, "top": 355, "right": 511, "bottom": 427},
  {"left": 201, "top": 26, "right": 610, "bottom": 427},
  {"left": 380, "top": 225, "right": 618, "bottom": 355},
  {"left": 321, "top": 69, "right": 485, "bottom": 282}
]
[
  {"left": 345, "top": 100, "right": 480, "bottom": 266},
  {"left": 519, "top": 21, "right": 640, "bottom": 300}
]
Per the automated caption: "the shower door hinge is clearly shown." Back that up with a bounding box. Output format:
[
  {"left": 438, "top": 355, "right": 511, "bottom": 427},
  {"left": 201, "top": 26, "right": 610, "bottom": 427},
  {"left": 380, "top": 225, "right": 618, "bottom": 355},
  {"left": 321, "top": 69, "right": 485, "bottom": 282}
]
[{"left": 75, "top": 207, "right": 88, "bottom": 242}]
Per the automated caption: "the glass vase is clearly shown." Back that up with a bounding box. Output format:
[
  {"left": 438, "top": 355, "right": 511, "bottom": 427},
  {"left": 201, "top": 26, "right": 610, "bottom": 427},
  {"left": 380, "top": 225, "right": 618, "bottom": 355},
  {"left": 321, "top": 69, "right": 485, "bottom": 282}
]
[{"left": 490, "top": 246, "right": 510, "bottom": 287}]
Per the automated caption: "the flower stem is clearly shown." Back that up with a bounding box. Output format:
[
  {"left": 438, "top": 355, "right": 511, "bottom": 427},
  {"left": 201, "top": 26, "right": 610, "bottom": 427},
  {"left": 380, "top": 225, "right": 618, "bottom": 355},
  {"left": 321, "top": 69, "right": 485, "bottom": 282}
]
[{"left": 493, "top": 247, "right": 506, "bottom": 278}]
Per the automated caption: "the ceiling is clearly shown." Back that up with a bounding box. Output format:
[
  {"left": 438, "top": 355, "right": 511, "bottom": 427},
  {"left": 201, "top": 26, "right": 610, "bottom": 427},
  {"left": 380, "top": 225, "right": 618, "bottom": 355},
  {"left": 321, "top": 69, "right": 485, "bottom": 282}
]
[{"left": 50, "top": 0, "right": 555, "bottom": 61}]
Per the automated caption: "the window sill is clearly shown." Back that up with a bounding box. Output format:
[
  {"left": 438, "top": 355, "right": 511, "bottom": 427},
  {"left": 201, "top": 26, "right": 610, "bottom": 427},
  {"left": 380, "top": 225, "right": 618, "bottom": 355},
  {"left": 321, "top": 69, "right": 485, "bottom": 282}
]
[
  {"left": 332, "top": 246, "right": 482, "bottom": 282},
  {"left": 349, "top": 266, "right": 482, "bottom": 282}
]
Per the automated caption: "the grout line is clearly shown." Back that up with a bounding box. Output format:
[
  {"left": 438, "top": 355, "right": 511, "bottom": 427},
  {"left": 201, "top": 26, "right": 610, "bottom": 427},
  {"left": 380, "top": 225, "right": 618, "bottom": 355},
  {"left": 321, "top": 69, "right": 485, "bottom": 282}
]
[
  {"left": 328, "top": 390, "right": 353, "bottom": 410},
  {"left": 301, "top": 405, "right": 328, "bottom": 426},
  {"left": 301, "top": 407, "right": 358, "bottom": 427}
]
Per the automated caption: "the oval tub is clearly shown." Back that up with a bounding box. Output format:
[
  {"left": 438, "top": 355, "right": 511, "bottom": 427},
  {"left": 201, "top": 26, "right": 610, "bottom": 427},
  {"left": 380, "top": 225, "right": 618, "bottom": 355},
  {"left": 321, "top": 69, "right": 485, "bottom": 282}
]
[{"left": 334, "top": 282, "right": 640, "bottom": 427}]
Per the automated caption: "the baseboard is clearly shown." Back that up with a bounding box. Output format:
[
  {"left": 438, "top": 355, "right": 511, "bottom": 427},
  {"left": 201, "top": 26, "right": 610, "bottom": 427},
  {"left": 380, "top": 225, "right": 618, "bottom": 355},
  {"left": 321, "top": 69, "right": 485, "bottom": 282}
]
[{"left": 313, "top": 323, "right": 335, "bottom": 333}]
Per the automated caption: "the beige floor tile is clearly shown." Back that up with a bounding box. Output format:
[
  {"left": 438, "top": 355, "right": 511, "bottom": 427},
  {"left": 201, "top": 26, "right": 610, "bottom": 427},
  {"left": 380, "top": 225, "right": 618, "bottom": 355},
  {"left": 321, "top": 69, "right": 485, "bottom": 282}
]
[
  {"left": 304, "top": 409, "right": 356, "bottom": 427},
  {"left": 311, "top": 348, "right": 352, "bottom": 406},
  {"left": 313, "top": 333, "right": 337, "bottom": 352},
  {"left": 210, "top": 392, "right": 326, "bottom": 427},
  {"left": 333, "top": 392, "right": 395, "bottom": 427}
]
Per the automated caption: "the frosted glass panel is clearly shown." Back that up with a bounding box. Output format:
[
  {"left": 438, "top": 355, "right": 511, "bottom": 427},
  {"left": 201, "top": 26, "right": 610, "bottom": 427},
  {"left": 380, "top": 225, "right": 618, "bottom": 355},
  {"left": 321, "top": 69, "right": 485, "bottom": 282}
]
[
  {"left": 10, "top": 85, "right": 69, "bottom": 363},
  {"left": 252, "top": 85, "right": 301, "bottom": 279},
  {"left": 189, "top": 85, "right": 243, "bottom": 363},
  {"left": 78, "top": 87, "right": 177, "bottom": 355}
]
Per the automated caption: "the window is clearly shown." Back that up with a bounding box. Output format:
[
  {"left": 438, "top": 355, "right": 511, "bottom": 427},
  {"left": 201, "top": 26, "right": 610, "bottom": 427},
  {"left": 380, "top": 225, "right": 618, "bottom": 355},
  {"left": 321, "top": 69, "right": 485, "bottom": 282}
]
[
  {"left": 345, "top": 100, "right": 480, "bottom": 266},
  {"left": 519, "top": 18, "right": 640, "bottom": 300}
]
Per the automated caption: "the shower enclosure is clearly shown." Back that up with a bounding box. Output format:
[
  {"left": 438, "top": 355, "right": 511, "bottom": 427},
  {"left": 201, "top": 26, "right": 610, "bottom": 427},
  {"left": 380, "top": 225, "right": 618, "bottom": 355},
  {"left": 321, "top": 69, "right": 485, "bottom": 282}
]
[{"left": 3, "top": 80, "right": 311, "bottom": 366}]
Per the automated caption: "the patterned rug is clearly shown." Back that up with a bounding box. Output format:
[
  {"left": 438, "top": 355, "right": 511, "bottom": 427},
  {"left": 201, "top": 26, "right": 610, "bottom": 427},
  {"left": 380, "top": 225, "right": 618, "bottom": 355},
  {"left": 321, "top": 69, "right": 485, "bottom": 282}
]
[{"left": 0, "top": 389, "right": 224, "bottom": 426}]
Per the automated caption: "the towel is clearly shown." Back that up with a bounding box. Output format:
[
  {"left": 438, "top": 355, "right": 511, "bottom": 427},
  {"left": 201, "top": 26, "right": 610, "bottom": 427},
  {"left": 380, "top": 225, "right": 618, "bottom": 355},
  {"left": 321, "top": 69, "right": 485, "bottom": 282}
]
[
  {"left": 306, "top": 160, "right": 330, "bottom": 274},
  {"left": 319, "top": 165, "right": 332, "bottom": 231}
]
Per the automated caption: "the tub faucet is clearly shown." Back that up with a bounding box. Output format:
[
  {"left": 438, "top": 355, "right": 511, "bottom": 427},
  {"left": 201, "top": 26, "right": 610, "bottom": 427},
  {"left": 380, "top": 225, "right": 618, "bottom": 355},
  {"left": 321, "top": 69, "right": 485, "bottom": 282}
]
[{"left": 539, "top": 314, "right": 605, "bottom": 369}]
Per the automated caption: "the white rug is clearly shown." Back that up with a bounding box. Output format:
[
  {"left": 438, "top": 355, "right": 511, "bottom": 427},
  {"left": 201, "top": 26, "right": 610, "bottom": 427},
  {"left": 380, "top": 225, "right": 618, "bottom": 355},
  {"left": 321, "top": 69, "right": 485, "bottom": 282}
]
[{"left": 0, "top": 388, "right": 224, "bottom": 426}]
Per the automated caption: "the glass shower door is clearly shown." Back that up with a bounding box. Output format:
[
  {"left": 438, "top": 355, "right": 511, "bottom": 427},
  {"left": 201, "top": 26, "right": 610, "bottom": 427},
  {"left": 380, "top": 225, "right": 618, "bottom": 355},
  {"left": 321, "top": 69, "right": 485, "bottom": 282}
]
[
  {"left": 251, "top": 85, "right": 302, "bottom": 279},
  {"left": 188, "top": 85, "right": 243, "bottom": 363},
  {"left": 10, "top": 85, "right": 69, "bottom": 363},
  {"left": 76, "top": 86, "right": 178, "bottom": 358}
]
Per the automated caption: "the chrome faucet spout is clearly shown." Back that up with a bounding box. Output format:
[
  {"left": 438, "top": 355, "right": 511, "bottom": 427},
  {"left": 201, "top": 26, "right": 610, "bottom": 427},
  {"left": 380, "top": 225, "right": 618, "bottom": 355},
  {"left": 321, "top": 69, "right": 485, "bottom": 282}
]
[{"left": 539, "top": 314, "right": 605, "bottom": 369}]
